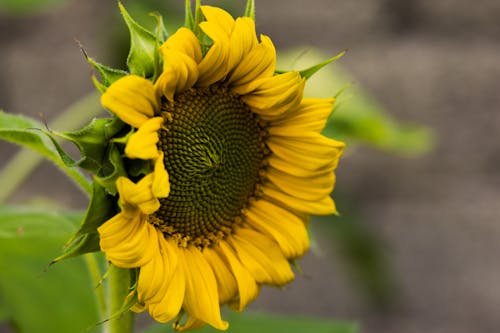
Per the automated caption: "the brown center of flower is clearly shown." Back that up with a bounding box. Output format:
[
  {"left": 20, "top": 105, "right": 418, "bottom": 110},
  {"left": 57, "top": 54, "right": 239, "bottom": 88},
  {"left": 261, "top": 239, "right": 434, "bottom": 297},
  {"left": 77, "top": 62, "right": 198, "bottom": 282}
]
[{"left": 151, "top": 85, "right": 268, "bottom": 247}]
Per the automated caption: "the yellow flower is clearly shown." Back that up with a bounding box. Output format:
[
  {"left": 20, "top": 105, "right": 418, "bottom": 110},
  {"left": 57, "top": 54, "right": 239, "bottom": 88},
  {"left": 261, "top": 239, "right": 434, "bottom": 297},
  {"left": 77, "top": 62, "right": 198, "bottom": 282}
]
[{"left": 98, "top": 5, "right": 345, "bottom": 331}]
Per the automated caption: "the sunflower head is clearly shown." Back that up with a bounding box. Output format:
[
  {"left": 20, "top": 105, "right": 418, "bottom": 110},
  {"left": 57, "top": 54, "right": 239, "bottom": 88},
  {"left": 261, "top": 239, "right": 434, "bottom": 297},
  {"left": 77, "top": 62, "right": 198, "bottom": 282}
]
[{"left": 59, "top": 1, "right": 345, "bottom": 331}]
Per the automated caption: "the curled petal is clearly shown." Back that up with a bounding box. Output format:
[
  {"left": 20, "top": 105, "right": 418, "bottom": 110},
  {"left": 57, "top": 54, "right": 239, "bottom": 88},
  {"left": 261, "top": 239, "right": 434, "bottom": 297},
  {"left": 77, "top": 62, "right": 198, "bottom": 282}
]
[
  {"left": 242, "top": 72, "right": 305, "bottom": 118},
  {"left": 101, "top": 75, "right": 159, "bottom": 128},
  {"left": 160, "top": 27, "right": 202, "bottom": 63},
  {"left": 200, "top": 6, "right": 235, "bottom": 35},
  {"left": 98, "top": 212, "right": 158, "bottom": 268},
  {"left": 152, "top": 152, "right": 170, "bottom": 198},
  {"left": 197, "top": 24, "right": 230, "bottom": 86},
  {"left": 156, "top": 50, "right": 199, "bottom": 101},
  {"left": 226, "top": 17, "right": 258, "bottom": 74},
  {"left": 117, "top": 175, "right": 159, "bottom": 215},
  {"left": 125, "top": 117, "right": 163, "bottom": 160},
  {"left": 230, "top": 35, "right": 276, "bottom": 95},
  {"left": 272, "top": 98, "right": 335, "bottom": 132}
]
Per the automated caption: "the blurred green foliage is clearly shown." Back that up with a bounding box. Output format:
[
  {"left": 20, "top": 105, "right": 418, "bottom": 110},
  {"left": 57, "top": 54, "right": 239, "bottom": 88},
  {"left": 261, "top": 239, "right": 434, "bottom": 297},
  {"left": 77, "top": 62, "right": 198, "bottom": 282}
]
[
  {"left": 144, "top": 311, "right": 358, "bottom": 333},
  {"left": 0, "top": 205, "right": 100, "bottom": 333},
  {"left": 0, "top": 0, "right": 68, "bottom": 14}
]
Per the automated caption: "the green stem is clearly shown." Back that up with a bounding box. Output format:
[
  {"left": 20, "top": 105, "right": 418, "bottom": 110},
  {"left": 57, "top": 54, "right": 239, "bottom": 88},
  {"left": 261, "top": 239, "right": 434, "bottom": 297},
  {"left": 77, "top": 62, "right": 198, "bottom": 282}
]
[
  {"left": 0, "top": 91, "right": 101, "bottom": 203},
  {"left": 105, "top": 265, "right": 134, "bottom": 333},
  {"left": 83, "top": 253, "right": 107, "bottom": 321}
]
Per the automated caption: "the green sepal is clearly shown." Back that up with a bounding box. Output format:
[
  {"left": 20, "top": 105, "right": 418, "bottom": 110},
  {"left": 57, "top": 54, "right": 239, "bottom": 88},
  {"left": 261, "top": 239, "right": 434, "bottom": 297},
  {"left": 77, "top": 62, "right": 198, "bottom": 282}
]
[
  {"left": 290, "top": 259, "right": 304, "bottom": 275},
  {"left": 184, "top": 0, "right": 194, "bottom": 30},
  {"left": 276, "top": 50, "right": 347, "bottom": 79},
  {"left": 88, "top": 60, "right": 128, "bottom": 91},
  {"left": 149, "top": 11, "right": 168, "bottom": 43},
  {"left": 244, "top": 0, "right": 256, "bottom": 19},
  {"left": 125, "top": 158, "right": 153, "bottom": 179},
  {"left": 149, "top": 11, "right": 168, "bottom": 82},
  {"left": 119, "top": 2, "right": 158, "bottom": 78},
  {"left": 93, "top": 144, "right": 127, "bottom": 196},
  {"left": 52, "top": 182, "right": 116, "bottom": 263},
  {"left": 51, "top": 117, "right": 126, "bottom": 174},
  {"left": 48, "top": 116, "right": 130, "bottom": 195}
]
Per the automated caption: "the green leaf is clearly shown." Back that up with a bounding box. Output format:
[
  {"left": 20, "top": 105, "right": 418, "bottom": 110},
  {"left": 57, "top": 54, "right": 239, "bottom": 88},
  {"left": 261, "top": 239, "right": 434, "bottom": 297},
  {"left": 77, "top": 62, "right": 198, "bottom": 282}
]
[
  {"left": 0, "top": 205, "right": 100, "bottom": 333},
  {"left": 119, "top": 1, "right": 158, "bottom": 77},
  {"left": 144, "top": 311, "right": 358, "bottom": 333},
  {"left": 244, "top": 0, "right": 256, "bottom": 20},
  {"left": 0, "top": 111, "right": 91, "bottom": 194},
  {"left": 0, "top": 0, "right": 68, "bottom": 15},
  {"left": 53, "top": 182, "right": 116, "bottom": 263}
]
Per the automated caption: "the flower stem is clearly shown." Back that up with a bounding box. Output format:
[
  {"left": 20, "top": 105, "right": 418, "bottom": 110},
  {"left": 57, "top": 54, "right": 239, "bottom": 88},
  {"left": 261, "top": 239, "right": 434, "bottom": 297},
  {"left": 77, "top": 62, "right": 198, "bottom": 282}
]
[
  {"left": 106, "top": 265, "right": 134, "bottom": 333},
  {"left": 83, "top": 253, "right": 107, "bottom": 322}
]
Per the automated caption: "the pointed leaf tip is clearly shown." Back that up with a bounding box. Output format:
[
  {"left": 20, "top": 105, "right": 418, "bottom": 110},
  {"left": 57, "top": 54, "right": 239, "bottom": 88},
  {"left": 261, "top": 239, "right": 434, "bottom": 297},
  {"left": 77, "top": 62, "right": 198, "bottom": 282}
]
[
  {"left": 299, "top": 50, "right": 347, "bottom": 79},
  {"left": 118, "top": 1, "right": 158, "bottom": 77}
]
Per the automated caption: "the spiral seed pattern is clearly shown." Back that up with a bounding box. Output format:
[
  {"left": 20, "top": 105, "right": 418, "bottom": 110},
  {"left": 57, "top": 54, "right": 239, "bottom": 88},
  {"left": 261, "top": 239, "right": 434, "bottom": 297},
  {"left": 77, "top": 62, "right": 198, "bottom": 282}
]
[{"left": 152, "top": 85, "right": 267, "bottom": 247}]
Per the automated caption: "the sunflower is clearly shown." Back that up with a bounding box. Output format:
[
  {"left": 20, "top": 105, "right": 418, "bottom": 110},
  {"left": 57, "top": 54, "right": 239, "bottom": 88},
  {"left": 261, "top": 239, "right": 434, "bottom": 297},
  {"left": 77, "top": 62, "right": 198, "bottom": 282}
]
[{"left": 97, "top": 5, "right": 345, "bottom": 331}]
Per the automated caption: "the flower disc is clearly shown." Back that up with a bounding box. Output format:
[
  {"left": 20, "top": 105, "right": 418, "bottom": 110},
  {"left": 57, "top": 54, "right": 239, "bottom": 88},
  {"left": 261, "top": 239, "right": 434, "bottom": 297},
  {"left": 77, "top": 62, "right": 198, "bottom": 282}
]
[{"left": 153, "top": 85, "right": 267, "bottom": 246}]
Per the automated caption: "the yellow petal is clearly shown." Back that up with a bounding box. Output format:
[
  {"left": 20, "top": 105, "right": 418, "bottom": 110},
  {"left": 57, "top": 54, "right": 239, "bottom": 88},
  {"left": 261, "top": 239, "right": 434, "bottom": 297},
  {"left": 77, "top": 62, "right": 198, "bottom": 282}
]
[
  {"left": 152, "top": 152, "right": 170, "bottom": 198},
  {"left": 180, "top": 247, "right": 228, "bottom": 330},
  {"left": 174, "top": 317, "right": 207, "bottom": 332},
  {"left": 268, "top": 155, "right": 331, "bottom": 177},
  {"left": 230, "top": 35, "right": 276, "bottom": 95},
  {"left": 137, "top": 230, "right": 165, "bottom": 304},
  {"left": 245, "top": 200, "right": 309, "bottom": 258},
  {"left": 101, "top": 75, "right": 159, "bottom": 128},
  {"left": 131, "top": 303, "right": 146, "bottom": 313},
  {"left": 262, "top": 184, "right": 337, "bottom": 215},
  {"left": 242, "top": 72, "right": 305, "bottom": 118},
  {"left": 229, "top": 228, "right": 294, "bottom": 286},
  {"left": 160, "top": 27, "right": 202, "bottom": 63},
  {"left": 125, "top": 117, "right": 163, "bottom": 160},
  {"left": 272, "top": 98, "right": 335, "bottom": 132},
  {"left": 267, "top": 135, "right": 344, "bottom": 173},
  {"left": 148, "top": 244, "right": 185, "bottom": 323},
  {"left": 200, "top": 6, "right": 235, "bottom": 35},
  {"left": 203, "top": 247, "right": 238, "bottom": 304},
  {"left": 117, "top": 175, "right": 159, "bottom": 215},
  {"left": 156, "top": 50, "right": 199, "bottom": 101},
  {"left": 197, "top": 24, "right": 230, "bottom": 86},
  {"left": 216, "top": 242, "right": 259, "bottom": 311},
  {"left": 266, "top": 167, "right": 336, "bottom": 201},
  {"left": 98, "top": 212, "right": 158, "bottom": 268},
  {"left": 226, "top": 17, "right": 258, "bottom": 74},
  {"left": 269, "top": 132, "right": 345, "bottom": 157}
]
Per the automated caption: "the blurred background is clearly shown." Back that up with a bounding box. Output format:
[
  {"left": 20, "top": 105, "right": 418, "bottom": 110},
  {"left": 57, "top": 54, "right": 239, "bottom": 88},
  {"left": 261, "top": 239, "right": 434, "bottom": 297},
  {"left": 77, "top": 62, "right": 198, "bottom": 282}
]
[{"left": 1, "top": 0, "right": 500, "bottom": 332}]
